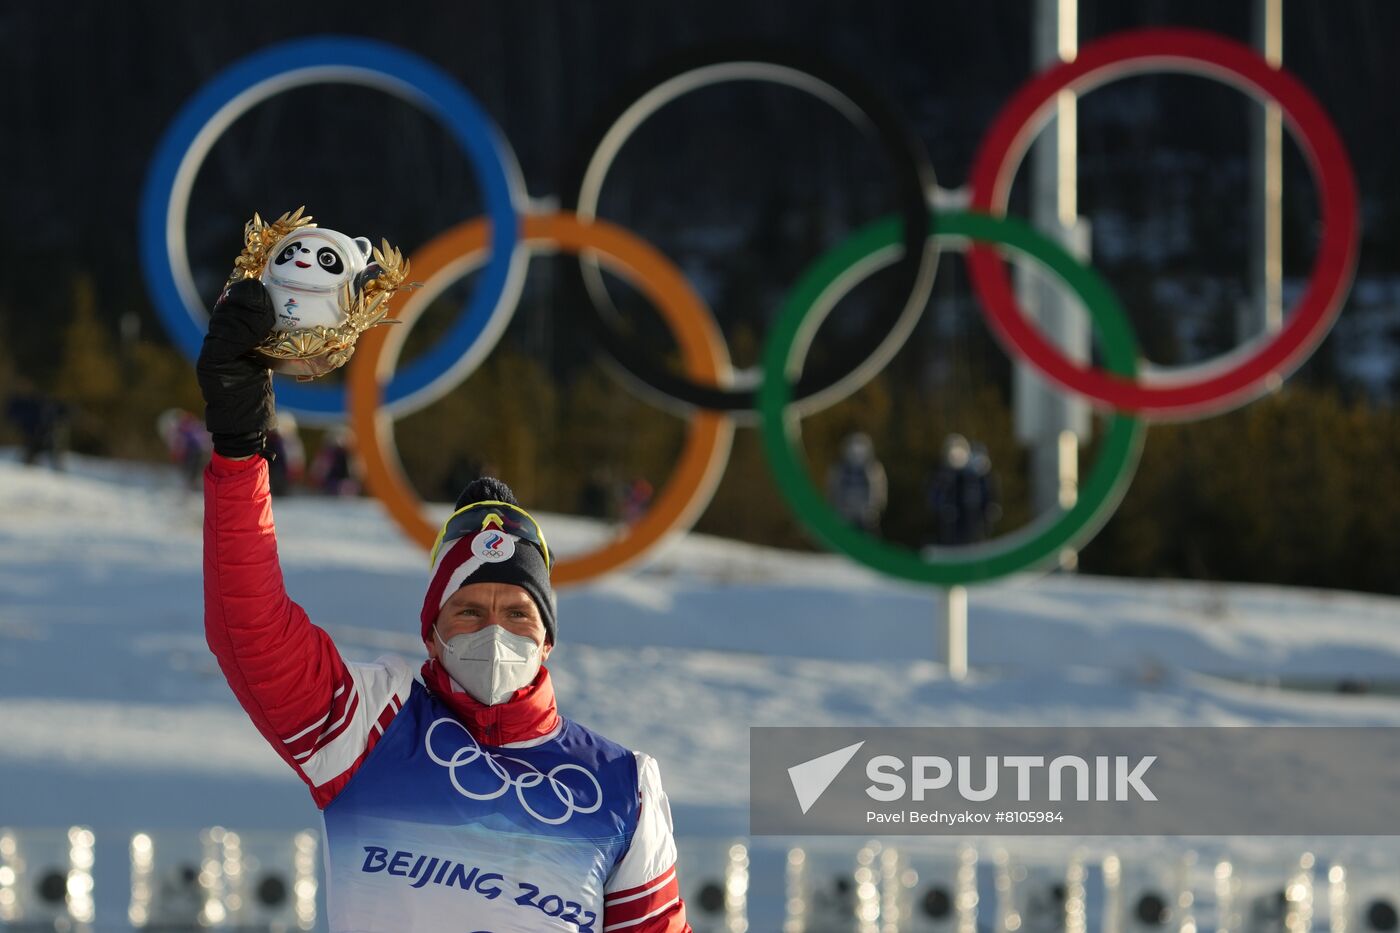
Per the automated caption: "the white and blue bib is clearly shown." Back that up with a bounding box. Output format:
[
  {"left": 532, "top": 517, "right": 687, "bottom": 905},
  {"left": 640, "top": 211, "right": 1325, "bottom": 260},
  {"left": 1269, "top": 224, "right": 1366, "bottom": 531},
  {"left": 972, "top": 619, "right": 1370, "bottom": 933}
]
[{"left": 321, "top": 682, "right": 641, "bottom": 933}]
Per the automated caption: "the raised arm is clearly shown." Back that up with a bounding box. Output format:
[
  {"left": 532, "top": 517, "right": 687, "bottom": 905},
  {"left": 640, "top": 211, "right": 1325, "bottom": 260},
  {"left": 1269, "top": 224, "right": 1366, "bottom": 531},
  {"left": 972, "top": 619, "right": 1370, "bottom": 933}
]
[{"left": 198, "top": 281, "right": 408, "bottom": 807}]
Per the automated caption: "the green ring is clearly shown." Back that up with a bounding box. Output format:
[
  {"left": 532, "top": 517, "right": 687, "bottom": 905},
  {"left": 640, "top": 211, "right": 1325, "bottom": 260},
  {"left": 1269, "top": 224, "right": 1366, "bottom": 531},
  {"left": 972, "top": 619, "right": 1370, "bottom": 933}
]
[{"left": 757, "top": 210, "right": 1146, "bottom": 586}]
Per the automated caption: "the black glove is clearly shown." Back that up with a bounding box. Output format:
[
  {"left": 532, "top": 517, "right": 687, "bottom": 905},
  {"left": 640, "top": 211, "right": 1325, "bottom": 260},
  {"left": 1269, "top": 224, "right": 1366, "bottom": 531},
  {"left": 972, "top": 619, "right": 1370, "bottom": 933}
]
[{"left": 196, "top": 279, "right": 276, "bottom": 458}]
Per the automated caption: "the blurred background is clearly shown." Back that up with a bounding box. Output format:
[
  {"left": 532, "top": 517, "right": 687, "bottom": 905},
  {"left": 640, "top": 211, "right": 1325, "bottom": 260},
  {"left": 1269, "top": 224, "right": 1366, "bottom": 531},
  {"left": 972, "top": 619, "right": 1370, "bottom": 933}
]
[
  {"left": 5, "top": 0, "right": 1400, "bottom": 587},
  {"left": 3, "top": 1, "right": 1400, "bottom": 930}
]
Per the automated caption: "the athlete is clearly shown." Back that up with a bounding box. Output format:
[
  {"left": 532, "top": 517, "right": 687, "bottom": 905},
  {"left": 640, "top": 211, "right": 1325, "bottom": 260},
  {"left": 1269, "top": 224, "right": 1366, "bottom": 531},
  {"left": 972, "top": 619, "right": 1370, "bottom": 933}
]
[{"left": 197, "top": 279, "right": 690, "bottom": 932}]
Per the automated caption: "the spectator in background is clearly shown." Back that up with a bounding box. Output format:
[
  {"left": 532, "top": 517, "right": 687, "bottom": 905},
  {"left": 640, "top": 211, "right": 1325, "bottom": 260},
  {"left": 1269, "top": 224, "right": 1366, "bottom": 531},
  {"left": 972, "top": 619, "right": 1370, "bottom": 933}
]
[
  {"left": 621, "top": 476, "right": 654, "bottom": 525},
  {"left": 578, "top": 466, "right": 617, "bottom": 520},
  {"left": 928, "top": 433, "right": 1000, "bottom": 546},
  {"left": 6, "top": 378, "right": 67, "bottom": 469},
  {"left": 157, "top": 408, "right": 211, "bottom": 490},
  {"left": 265, "top": 411, "right": 306, "bottom": 497},
  {"left": 826, "top": 431, "right": 888, "bottom": 534},
  {"left": 970, "top": 441, "right": 1002, "bottom": 533},
  {"left": 309, "top": 426, "right": 363, "bottom": 496}
]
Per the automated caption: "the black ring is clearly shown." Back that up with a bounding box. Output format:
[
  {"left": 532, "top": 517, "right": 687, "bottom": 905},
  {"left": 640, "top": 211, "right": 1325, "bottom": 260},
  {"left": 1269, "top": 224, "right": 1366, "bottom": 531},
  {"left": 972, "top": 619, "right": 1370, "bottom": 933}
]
[{"left": 561, "top": 43, "right": 937, "bottom": 413}]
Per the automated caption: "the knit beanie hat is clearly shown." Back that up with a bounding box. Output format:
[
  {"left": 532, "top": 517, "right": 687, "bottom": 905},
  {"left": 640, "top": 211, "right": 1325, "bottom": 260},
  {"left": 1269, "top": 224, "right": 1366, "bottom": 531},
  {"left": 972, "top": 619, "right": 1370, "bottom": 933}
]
[{"left": 420, "top": 477, "right": 557, "bottom": 644}]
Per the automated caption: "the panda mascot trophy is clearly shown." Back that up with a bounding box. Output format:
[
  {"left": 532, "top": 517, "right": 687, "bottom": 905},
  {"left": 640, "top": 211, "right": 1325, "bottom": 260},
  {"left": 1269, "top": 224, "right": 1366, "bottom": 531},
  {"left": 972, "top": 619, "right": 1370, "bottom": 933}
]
[{"left": 225, "top": 207, "right": 412, "bottom": 379}]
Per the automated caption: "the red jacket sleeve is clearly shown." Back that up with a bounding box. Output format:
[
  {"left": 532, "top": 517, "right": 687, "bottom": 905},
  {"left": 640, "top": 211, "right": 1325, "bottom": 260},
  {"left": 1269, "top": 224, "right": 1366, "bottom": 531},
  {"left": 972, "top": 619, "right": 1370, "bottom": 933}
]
[
  {"left": 603, "top": 753, "right": 692, "bottom": 932},
  {"left": 203, "top": 453, "right": 406, "bottom": 807}
]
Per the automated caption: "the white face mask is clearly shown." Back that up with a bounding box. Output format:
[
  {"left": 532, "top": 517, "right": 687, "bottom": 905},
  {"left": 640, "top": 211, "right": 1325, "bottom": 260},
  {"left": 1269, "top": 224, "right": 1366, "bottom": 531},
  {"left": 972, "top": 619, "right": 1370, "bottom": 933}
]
[{"left": 434, "top": 626, "right": 543, "bottom": 707}]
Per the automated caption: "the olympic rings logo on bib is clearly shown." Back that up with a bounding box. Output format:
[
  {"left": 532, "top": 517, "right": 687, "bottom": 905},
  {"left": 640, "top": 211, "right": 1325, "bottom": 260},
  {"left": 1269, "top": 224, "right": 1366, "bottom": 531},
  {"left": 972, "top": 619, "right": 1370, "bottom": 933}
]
[
  {"left": 142, "top": 31, "right": 1358, "bottom": 588},
  {"left": 425, "top": 719, "right": 603, "bottom": 826}
]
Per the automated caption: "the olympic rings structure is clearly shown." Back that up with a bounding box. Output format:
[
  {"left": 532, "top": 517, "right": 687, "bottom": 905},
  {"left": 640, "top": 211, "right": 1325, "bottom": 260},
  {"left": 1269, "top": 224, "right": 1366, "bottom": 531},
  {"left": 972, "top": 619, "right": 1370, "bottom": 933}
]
[
  {"left": 141, "top": 29, "right": 1358, "bottom": 589},
  {"left": 562, "top": 45, "right": 938, "bottom": 415}
]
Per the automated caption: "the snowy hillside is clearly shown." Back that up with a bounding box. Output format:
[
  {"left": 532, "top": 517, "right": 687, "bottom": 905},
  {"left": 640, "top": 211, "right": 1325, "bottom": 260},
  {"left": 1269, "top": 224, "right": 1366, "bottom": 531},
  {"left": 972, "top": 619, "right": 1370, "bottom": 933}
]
[{"left": 2, "top": 453, "right": 1399, "bottom": 929}]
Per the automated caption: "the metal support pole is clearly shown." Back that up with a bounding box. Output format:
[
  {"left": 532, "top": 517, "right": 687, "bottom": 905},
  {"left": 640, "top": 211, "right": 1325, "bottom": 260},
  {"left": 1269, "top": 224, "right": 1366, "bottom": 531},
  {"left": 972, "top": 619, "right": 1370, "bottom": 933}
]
[
  {"left": 1241, "top": 0, "right": 1285, "bottom": 343},
  {"left": 1016, "top": 0, "right": 1087, "bottom": 570},
  {"left": 942, "top": 585, "right": 968, "bottom": 681}
]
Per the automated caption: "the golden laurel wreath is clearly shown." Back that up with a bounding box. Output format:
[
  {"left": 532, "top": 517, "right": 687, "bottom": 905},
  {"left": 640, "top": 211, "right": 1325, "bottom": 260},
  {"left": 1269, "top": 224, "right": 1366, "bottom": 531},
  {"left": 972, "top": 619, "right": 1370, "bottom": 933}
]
[{"left": 226, "top": 206, "right": 412, "bottom": 376}]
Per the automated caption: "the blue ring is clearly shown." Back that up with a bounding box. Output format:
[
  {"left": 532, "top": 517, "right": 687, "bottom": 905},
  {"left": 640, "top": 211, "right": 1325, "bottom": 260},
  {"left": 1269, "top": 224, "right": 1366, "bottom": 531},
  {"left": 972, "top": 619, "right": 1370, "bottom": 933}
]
[{"left": 138, "top": 36, "right": 523, "bottom": 419}]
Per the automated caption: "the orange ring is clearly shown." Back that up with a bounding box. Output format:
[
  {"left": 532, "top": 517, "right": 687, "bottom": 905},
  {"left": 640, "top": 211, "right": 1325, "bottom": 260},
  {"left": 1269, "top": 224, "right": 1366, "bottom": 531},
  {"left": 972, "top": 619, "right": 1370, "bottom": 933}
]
[{"left": 347, "top": 213, "right": 734, "bottom": 586}]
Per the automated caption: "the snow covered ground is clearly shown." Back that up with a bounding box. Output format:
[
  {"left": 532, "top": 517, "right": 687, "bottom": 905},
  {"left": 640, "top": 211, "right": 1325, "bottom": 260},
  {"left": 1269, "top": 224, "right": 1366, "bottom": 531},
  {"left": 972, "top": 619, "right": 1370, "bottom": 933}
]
[{"left": 2, "top": 452, "right": 1399, "bottom": 930}]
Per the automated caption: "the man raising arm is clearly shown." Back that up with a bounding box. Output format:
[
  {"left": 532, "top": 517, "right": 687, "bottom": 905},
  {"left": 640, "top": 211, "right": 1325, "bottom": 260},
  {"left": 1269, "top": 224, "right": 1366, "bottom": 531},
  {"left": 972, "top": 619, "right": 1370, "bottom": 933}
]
[{"left": 198, "top": 279, "right": 690, "bottom": 932}]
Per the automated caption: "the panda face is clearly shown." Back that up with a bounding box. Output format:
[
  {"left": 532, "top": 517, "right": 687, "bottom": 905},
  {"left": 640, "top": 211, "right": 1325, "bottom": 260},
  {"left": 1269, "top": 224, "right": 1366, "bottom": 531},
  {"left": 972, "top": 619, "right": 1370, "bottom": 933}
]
[
  {"left": 261, "top": 227, "right": 373, "bottom": 332},
  {"left": 270, "top": 236, "right": 348, "bottom": 288}
]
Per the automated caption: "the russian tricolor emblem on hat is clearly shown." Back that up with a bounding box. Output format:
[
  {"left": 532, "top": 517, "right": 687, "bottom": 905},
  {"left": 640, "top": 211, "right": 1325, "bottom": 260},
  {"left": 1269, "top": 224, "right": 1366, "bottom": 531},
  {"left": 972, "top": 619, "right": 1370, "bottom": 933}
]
[{"left": 470, "top": 524, "right": 516, "bottom": 562}]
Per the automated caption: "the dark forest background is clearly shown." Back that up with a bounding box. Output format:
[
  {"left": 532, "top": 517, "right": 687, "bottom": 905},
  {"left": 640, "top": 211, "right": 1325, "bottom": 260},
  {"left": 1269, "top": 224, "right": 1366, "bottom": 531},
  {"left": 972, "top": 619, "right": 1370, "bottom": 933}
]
[{"left": 3, "top": 1, "right": 1400, "bottom": 593}]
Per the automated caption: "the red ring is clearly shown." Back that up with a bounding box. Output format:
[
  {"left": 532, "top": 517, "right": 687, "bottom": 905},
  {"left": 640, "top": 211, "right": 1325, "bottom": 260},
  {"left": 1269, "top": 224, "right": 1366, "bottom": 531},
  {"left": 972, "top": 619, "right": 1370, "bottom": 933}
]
[{"left": 967, "top": 28, "right": 1358, "bottom": 419}]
